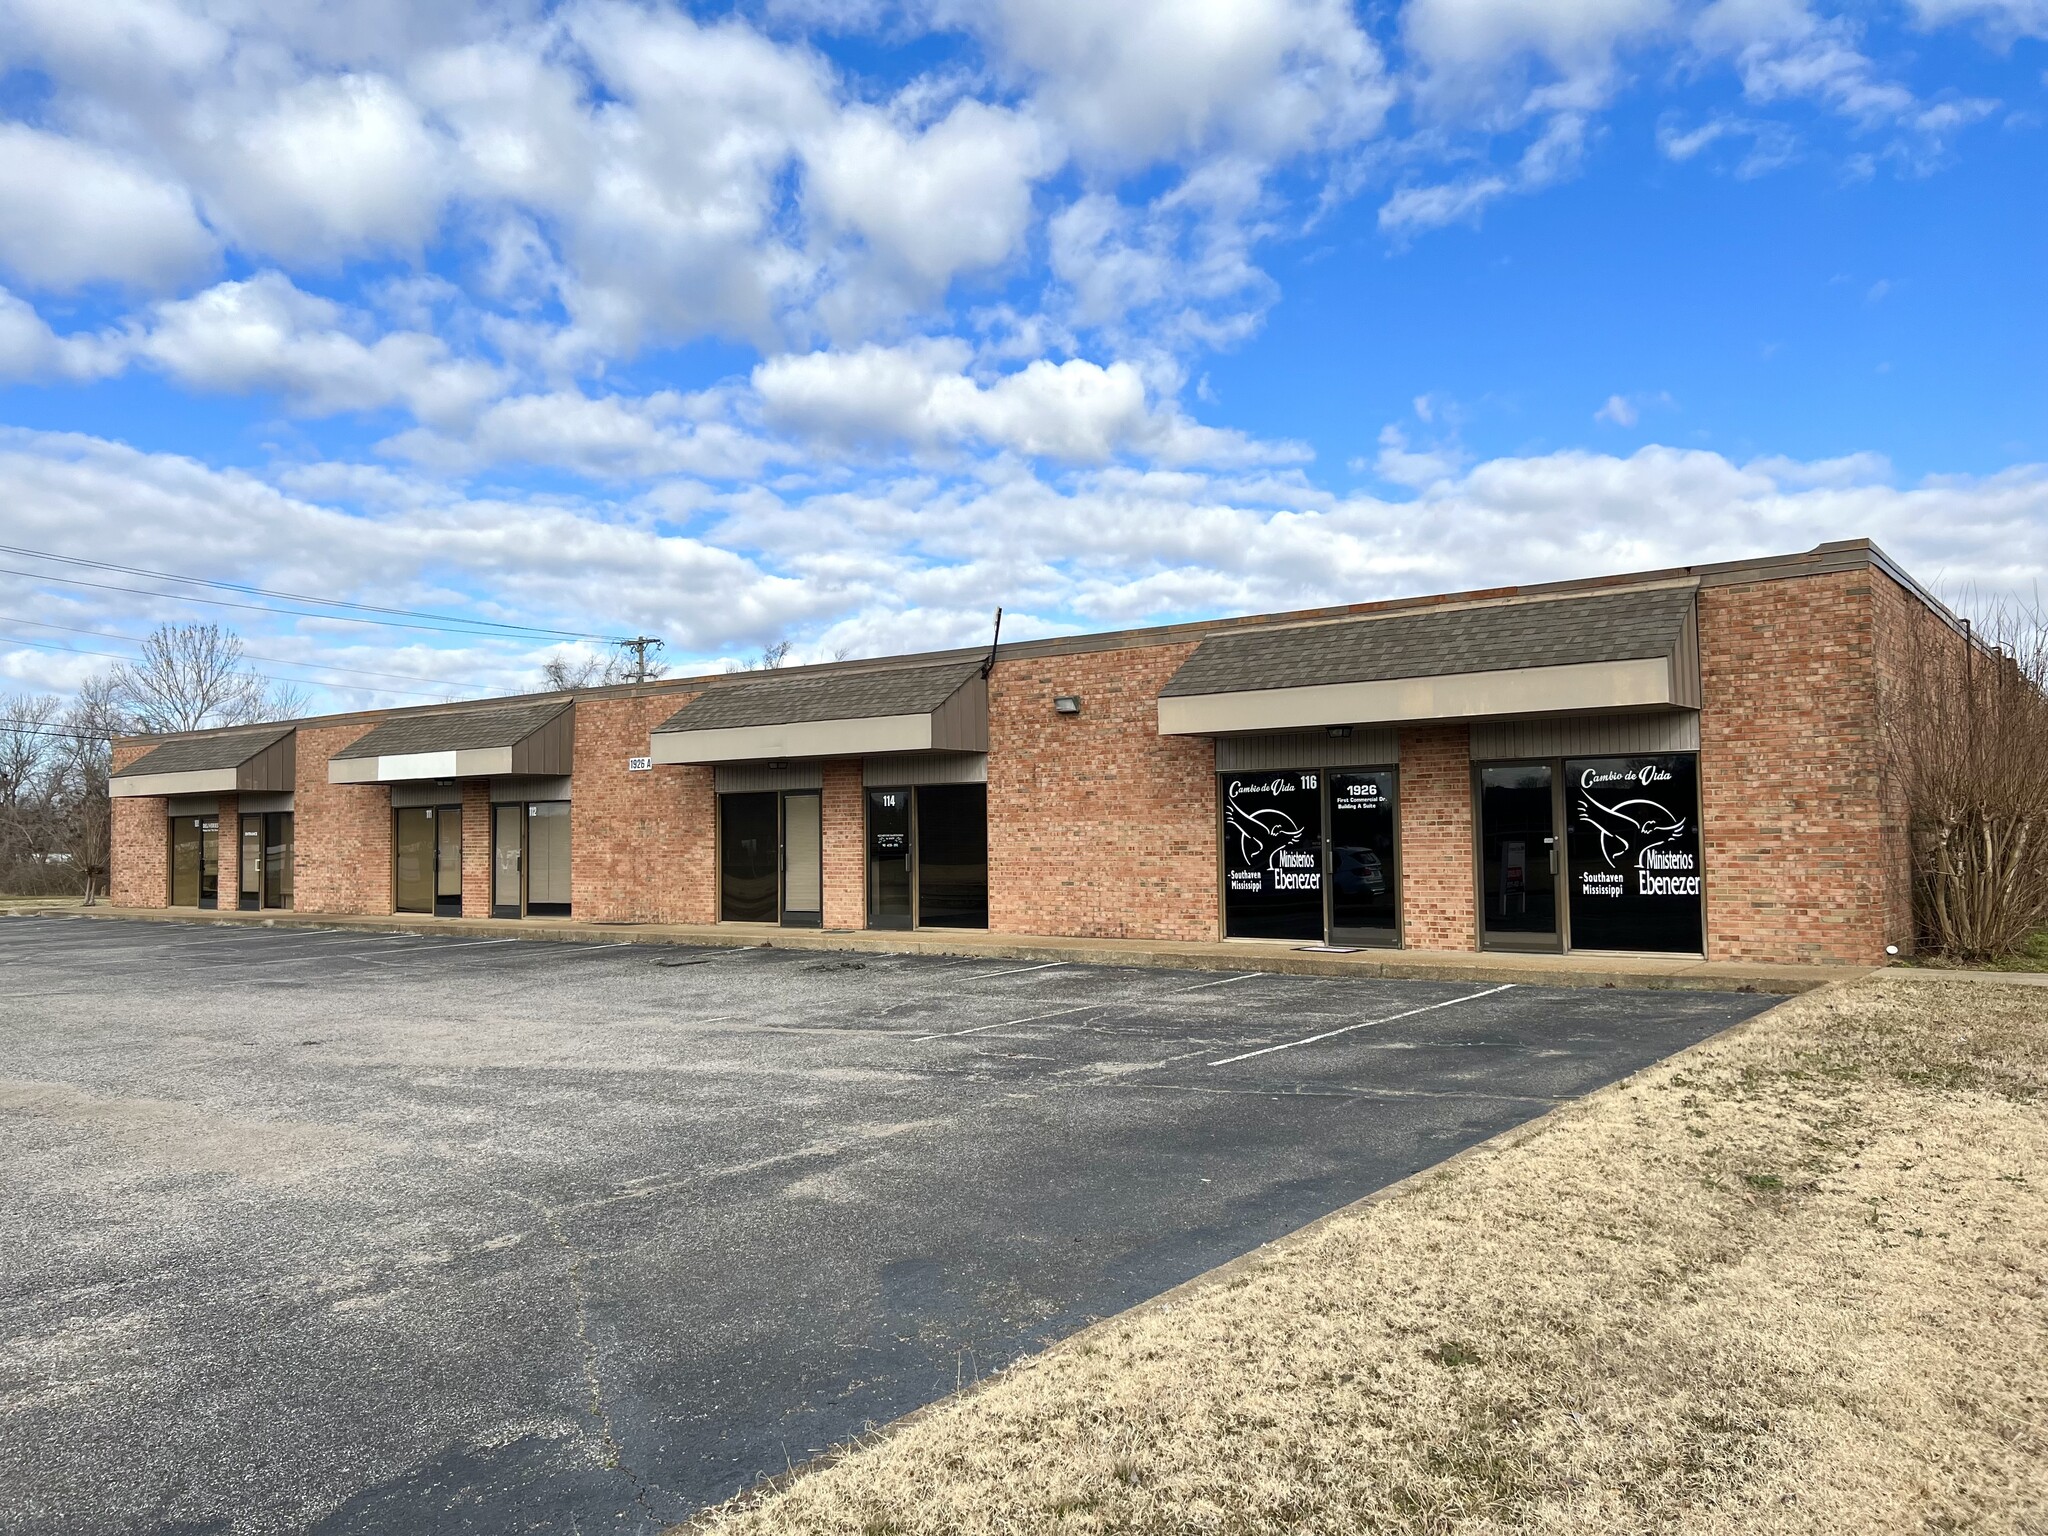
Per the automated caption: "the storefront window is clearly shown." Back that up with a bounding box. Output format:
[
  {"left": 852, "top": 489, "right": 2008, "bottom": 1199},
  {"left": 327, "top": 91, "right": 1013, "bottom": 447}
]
[
  {"left": 526, "top": 801, "right": 571, "bottom": 916},
  {"left": 1564, "top": 754, "right": 1702, "bottom": 953},
  {"left": 266, "top": 813, "right": 295, "bottom": 910},
  {"left": 915, "top": 784, "right": 988, "bottom": 929},
  {"left": 170, "top": 817, "right": 202, "bottom": 908},
  {"left": 240, "top": 821, "right": 262, "bottom": 910},
  {"left": 1221, "top": 772, "right": 1326, "bottom": 941}
]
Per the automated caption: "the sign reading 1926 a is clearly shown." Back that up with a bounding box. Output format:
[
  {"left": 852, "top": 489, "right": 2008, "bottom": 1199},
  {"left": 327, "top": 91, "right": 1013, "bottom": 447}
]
[
  {"left": 627, "top": 756, "right": 653, "bottom": 772},
  {"left": 1564, "top": 753, "right": 1703, "bottom": 952}
]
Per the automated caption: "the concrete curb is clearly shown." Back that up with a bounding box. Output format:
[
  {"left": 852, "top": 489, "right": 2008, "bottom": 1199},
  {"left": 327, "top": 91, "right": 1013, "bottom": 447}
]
[
  {"left": 8, "top": 904, "right": 1864, "bottom": 997},
  {"left": 674, "top": 980, "right": 1846, "bottom": 1533}
]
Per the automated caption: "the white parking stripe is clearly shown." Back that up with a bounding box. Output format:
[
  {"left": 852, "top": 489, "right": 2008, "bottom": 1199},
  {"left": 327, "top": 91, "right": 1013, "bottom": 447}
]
[
  {"left": 1175, "top": 971, "right": 1261, "bottom": 993},
  {"left": 965, "top": 961, "right": 1067, "bottom": 981},
  {"left": 1208, "top": 984, "right": 1515, "bottom": 1066},
  {"left": 914, "top": 1003, "right": 1096, "bottom": 1042}
]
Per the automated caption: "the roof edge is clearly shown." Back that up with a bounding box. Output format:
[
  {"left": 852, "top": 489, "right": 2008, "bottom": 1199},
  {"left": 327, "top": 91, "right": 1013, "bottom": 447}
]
[{"left": 111, "top": 539, "right": 1929, "bottom": 745}]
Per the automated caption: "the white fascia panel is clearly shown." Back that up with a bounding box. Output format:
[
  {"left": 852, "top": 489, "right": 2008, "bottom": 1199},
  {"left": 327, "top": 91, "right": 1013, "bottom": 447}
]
[
  {"left": 1157, "top": 658, "right": 1677, "bottom": 736},
  {"left": 108, "top": 767, "right": 240, "bottom": 798},
  {"left": 650, "top": 713, "right": 934, "bottom": 765}
]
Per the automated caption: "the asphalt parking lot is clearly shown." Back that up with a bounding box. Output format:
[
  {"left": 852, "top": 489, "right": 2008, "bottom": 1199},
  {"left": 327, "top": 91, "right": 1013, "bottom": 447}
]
[{"left": 0, "top": 915, "right": 1777, "bottom": 1535}]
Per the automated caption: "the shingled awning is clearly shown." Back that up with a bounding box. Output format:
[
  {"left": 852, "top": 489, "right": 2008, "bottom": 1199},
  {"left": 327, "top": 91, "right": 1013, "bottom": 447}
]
[
  {"left": 650, "top": 660, "right": 987, "bottom": 765},
  {"left": 110, "top": 724, "right": 296, "bottom": 799},
  {"left": 1158, "top": 584, "right": 1700, "bottom": 736},
  {"left": 328, "top": 700, "right": 574, "bottom": 783}
]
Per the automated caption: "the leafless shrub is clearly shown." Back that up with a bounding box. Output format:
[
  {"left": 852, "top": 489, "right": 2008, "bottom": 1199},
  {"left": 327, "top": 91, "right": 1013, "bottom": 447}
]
[{"left": 1882, "top": 597, "right": 2048, "bottom": 961}]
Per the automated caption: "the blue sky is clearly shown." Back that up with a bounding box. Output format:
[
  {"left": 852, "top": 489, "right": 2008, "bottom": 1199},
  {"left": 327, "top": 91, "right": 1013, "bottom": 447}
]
[{"left": 0, "top": 0, "right": 2042, "bottom": 713}]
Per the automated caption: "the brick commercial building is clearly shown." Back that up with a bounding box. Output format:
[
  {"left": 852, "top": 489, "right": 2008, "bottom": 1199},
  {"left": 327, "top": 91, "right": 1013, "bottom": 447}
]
[{"left": 109, "top": 539, "right": 1952, "bottom": 966}]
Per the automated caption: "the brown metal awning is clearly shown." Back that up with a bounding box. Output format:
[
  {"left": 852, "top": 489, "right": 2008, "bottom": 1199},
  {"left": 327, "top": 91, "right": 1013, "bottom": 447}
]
[
  {"left": 328, "top": 701, "right": 573, "bottom": 783},
  {"left": 109, "top": 725, "right": 295, "bottom": 799},
  {"left": 650, "top": 660, "right": 987, "bottom": 765},
  {"left": 1158, "top": 583, "right": 1700, "bottom": 735}
]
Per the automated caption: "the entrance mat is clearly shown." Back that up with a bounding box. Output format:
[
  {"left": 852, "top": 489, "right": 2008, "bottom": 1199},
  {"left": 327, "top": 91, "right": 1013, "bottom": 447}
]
[{"left": 1295, "top": 944, "right": 1363, "bottom": 954}]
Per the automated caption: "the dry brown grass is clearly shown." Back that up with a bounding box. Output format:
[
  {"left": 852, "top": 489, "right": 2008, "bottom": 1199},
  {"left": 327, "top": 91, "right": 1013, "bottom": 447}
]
[{"left": 696, "top": 976, "right": 2048, "bottom": 1536}]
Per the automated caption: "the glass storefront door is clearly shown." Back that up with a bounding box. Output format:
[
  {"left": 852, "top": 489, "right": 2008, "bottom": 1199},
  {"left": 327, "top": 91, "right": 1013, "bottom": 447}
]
[
  {"left": 170, "top": 817, "right": 203, "bottom": 907},
  {"left": 525, "top": 802, "right": 571, "bottom": 917},
  {"left": 866, "top": 789, "right": 912, "bottom": 929},
  {"left": 240, "top": 820, "right": 262, "bottom": 911},
  {"left": 1329, "top": 771, "right": 1398, "bottom": 944},
  {"left": 492, "top": 804, "right": 523, "bottom": 918},
  {"left": 435, "top": 806, "right": 463, "bottom": 917},
  {"left": 719, "top": 792, "right": 779, "bottom": 923},
  {"left": 1478, "top": 763, "right": 1560, "bottom": 950},
  {"left": 1221, "top": 771, "right": 1326, "bottom": 940},
  {"left": 197, "top": 818, "right": 219, "bottom": 909},
  {"left": 264, "top": 813, "right": 295, "bottom": 910},
  {"left": 781, "top": 791, "right": 823, "bottom": 927}
]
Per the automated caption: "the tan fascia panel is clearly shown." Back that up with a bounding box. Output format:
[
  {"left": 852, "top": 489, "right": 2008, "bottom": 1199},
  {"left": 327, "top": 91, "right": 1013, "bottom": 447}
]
[
  {"left": 1157, "top": 657, "right": 1682, "bottom": 736},
  {"left": 650, "top": 713, "right": 935, "bottom": 765},
  {"left": 109, "top": 767, "right": 242, "bottom": 798},
  {"left": 327, "top": 747, "right": 517, "bottom": 784}
]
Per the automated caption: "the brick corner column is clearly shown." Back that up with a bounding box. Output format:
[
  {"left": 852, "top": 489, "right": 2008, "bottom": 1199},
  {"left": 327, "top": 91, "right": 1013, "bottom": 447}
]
[
  {"left": 217, "top": 793, "right": 240, "bottom": 909},
  {"left": 821, "top": 759, "right": 866, "bottom": 930},
  {"left": 110, "top": 796, "right": 168, "bottom": 907},
  {"left": 461, "top": 781, "right": 493, "bottom": 917},
  {"left": 1398, "top": 725, "right": 1477, "bottom": 951}
]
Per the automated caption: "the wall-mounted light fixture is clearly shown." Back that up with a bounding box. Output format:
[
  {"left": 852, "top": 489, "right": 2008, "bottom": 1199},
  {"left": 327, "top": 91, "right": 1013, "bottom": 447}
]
[
  {"left": 1326, "top": 724, "right": 1353, "bottom": 739},
  {"left": 1054, "top": 695, "right": 1082, "bottom": 715}
]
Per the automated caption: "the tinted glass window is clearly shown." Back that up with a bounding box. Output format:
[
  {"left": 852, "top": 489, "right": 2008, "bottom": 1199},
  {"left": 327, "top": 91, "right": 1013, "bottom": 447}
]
[
  {"left": 527, "top": 801, "right": 571, "bottom": 914},
  {"left": 1221, "top": 772, "right": 1324, "bottom": 941},
  {"left": 267, "top": 813, "right": 294, "bottom": 910},
  {"left": 394, "top": 808, "right": 434, "bottom": 914},
  {"left": 916, "top": 784, "right": 988, "bottom": 929},
  {"left": 493, "top": 804, "right": 523, "bottom": 914},
  {"left": 720, "top": 793, "right": 778, "bottom": 922},
  {"left": 1329, "top": 770, "right": 1398, "bottom": 942},
  {"left": 1566, "top": 754, "right": 1703, "bottom": 953},
  {"left": 170, "top": 817, "right": 201, "bottom": 907},
  {"left": 240, "top": 821, "right": 262, "bottom": 908}
]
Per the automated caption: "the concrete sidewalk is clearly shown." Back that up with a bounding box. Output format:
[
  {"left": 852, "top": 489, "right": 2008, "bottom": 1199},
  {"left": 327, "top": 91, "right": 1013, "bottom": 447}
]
[{"left": 13, "top": 902, "right": 1873, "bottom": 995}]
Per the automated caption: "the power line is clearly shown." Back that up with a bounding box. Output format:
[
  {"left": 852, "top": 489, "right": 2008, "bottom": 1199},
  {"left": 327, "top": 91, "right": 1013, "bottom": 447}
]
[
  {"left": 0, "top": 542, "right": 620, "bottom": 643},
  {"left": 0, "top": 613, "right": 479, "bottom": 691}
]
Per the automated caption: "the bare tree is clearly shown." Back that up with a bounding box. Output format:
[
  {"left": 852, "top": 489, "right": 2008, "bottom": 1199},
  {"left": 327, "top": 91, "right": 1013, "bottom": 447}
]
[
  {"left": 0, "top": 694, "right": 61, "bottom": 889},
  {"left": 53, "top": 675, "right": 122, "bottom": 904},
  {"left": 538, "top": 643, "right": 668, "bottom": 691},
  {"left": 724, "top": 639, "right": 792, "bottom": 674},
  {"left": 1881, "top": 597, "right": 2048, "bottom": 961},
  {"left": 111, "top": 623, "right": 302, "bottom": 732}
]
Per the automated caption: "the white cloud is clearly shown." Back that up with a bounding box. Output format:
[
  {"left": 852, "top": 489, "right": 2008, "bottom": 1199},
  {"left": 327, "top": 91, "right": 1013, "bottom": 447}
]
[
  {"left": 1596, "top": 394, "right": 1639, "bottom": 426},
  {"left": 752, "top": 340, "right": 1305, "bottom": 465},
  {"left": 1906, "top": 0, "right": 2048, "bottom": 35},
  {"left": 193, "top": 73, "right": 448, "bottom": 261},
  {"left": 1403, "top": 0, "right": 1674, "bottom": 91},
  {"left": 0, "top": 124, "right": 215, "bottom": 292},
  {"left": 139, "top": 273, "right": 504, "bottom": 425},
  {"left": 381, "top": 390, "right": 776, "bottom": 480},
  {"left": 957, "top": 0, "right": 1391, "bottom": 166},
  {"left": 0, "top": 289, "right": 127, "bottom": 383},
  {"left": 805, "top": 99, "right": 1058, "bottom": 291}
]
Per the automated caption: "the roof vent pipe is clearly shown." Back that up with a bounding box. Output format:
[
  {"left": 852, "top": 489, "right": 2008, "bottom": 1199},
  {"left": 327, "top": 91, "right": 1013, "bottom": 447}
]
[{"left": 980, "top": 607, "right": 1003, "bottom": 680}]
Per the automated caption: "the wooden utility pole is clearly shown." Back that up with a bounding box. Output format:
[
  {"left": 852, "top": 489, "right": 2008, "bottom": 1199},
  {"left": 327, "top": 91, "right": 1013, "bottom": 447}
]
[{"left": 617, "top": 635, "right": 665, "bottom": 683}]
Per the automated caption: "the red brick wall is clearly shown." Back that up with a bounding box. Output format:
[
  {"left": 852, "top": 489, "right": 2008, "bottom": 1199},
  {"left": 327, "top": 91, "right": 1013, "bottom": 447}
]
[
  {"left": 217, "top": 794, "right": 240, "bottom": 908},
  {"left": 1398, "top": 725, "right": 1478, "bottom": 951},
  {"left": 986, "top": 644, "right": 1218, "bottom": 940},
  {"left": 461, "top": 781, "right": 493, "bottom": 917},
  {"left": 108, "top": 741, "right": 165, "bottom": 907},
  {"left": 293, "top": 723, "right": 393, "bottom": 915},
  {"left": 1698, "top": 569, "right": 1889, "bottom": 964},
  {"left": 822, "top": 759, "right": 865, "bottom": 930},
  {"left": 569, "top": 693, "right": 717, "bottom": 924}
]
